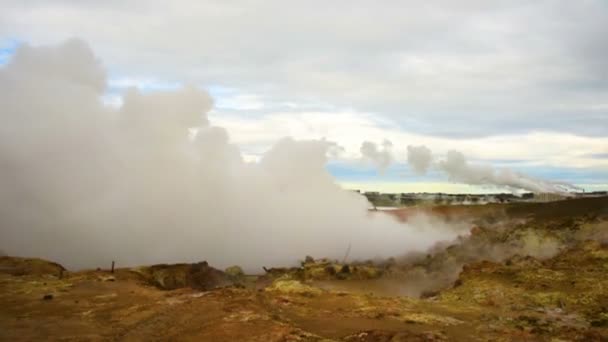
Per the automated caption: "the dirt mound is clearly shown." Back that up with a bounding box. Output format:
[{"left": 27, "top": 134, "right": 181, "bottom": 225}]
[
  {"left": 266, "top": 279, "right": 323, "bottom": 296},
  {"left": 0, "top": 256, "right": 65, "bottom": 277},
  {"left": 134, "top": 261, "right": 231, "bottom": 290},
  {"left": 262, "top": 257, "right": 385, "bottom": 282},
  {"left": 442, "top": 239, "right": 608, "bottom": 334}
]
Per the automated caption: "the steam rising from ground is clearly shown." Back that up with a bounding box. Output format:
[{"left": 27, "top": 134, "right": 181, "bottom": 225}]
[
  {"left": 390, "top": 216, "right": 608, "bottom": 298},
  {"left": 392, "top": 223, "right": 563, "bottom": 297},
  {"left": 405, "top": 145, "right": 580, "bottom": 194},
  {"left": 0, "top": 40, "right": 459, "bottom": 271}
]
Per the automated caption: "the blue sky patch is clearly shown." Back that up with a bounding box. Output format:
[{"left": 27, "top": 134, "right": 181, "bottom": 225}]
[{"left": 0, "top": 38, "right": 20, "bottom": 66}]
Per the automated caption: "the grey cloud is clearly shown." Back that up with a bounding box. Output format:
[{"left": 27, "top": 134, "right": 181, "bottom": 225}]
[{"left": 1, "top": 1, "right": 607, "bottom": 137}]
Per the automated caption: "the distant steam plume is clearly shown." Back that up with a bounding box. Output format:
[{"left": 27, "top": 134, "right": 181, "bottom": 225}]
[
  {"left": 0, "top": 40, "right": 459, "bottom": 271},
  {"left": 406, "top": 145, "right": 432, "bottom": 175},
  {"left": 438, "top": 150, "right": 581, "bottom": 194},
  {"left": 360, "top": 140, "right": 393, "bottom": 173},
  {"left": 405, "top": 145, "right": 581, "bottom": 194}
]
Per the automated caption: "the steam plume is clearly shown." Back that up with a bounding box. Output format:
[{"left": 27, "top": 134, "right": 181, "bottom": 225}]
[
  {"left": 0, "top": 40, "right": 458, "bottom": 271},
  {"left": 406, "top": 145, "right": 432, "bottom": 175},
  {"left": 438, "top": 150, "right": 581, "bottom": 194},
  {"left": 404, "top": 144, "right": 581, "bottom": 194},
  {"left": 360, "top": 140, "right": 393, "bottom": 173}
]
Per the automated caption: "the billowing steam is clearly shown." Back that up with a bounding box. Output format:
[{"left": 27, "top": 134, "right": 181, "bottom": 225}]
[
  {"left": 360, "top": 140, "right": 393, "bottom": 173},
  {"left": 0, "top": 40, "right": 459, "bottom": 271},
  {"left": 405, "top": 145, "right": 581, "bottom": 194}
]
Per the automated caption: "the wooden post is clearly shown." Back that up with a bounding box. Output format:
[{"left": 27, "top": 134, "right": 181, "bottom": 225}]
[
  {"left": 111, "top": 261, "right": 115, "bottom": 273},
  {"left": 341, "top": 243, "right": 352, "bottom": 264}
]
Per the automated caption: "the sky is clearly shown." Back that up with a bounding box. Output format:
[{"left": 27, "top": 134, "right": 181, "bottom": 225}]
[{"left": 1, "top": 0, "right": 607, "bottom": 193}]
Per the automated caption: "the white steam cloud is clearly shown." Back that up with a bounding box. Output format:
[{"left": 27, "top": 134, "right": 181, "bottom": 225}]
[
  {"left": 437, "top": 150, "right": 581, "bottom": 194},
  {"left": 404, "top": 144, "right": 581, "bottom": 194},
  {"left": 0, "top": 40, "right": 458, "bottom": 271},
  {"left": 360, "top": 140, "right": 393, "bottom": 173}
]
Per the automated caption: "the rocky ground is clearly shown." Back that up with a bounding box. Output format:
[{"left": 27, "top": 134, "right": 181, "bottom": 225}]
[{"left": 1, "top": 197, "right": 607, "bottom": 341}]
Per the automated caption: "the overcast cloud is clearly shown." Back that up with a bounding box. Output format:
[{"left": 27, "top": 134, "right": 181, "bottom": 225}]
[{"left": 0, "top": 0, "right": 606, "bottom": 189}]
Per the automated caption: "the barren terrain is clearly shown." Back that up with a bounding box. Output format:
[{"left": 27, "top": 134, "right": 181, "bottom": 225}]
[{"left": 1, "top": 197, "right": 607, "bottom": 341}]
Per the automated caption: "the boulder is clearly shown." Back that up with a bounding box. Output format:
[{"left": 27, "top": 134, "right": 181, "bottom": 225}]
[
  {"left": 225, "top": 265, "right": 244, "bottom": 279},
  {"left": 135, "top": 261, "right": 231, "bottom": 290}
]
